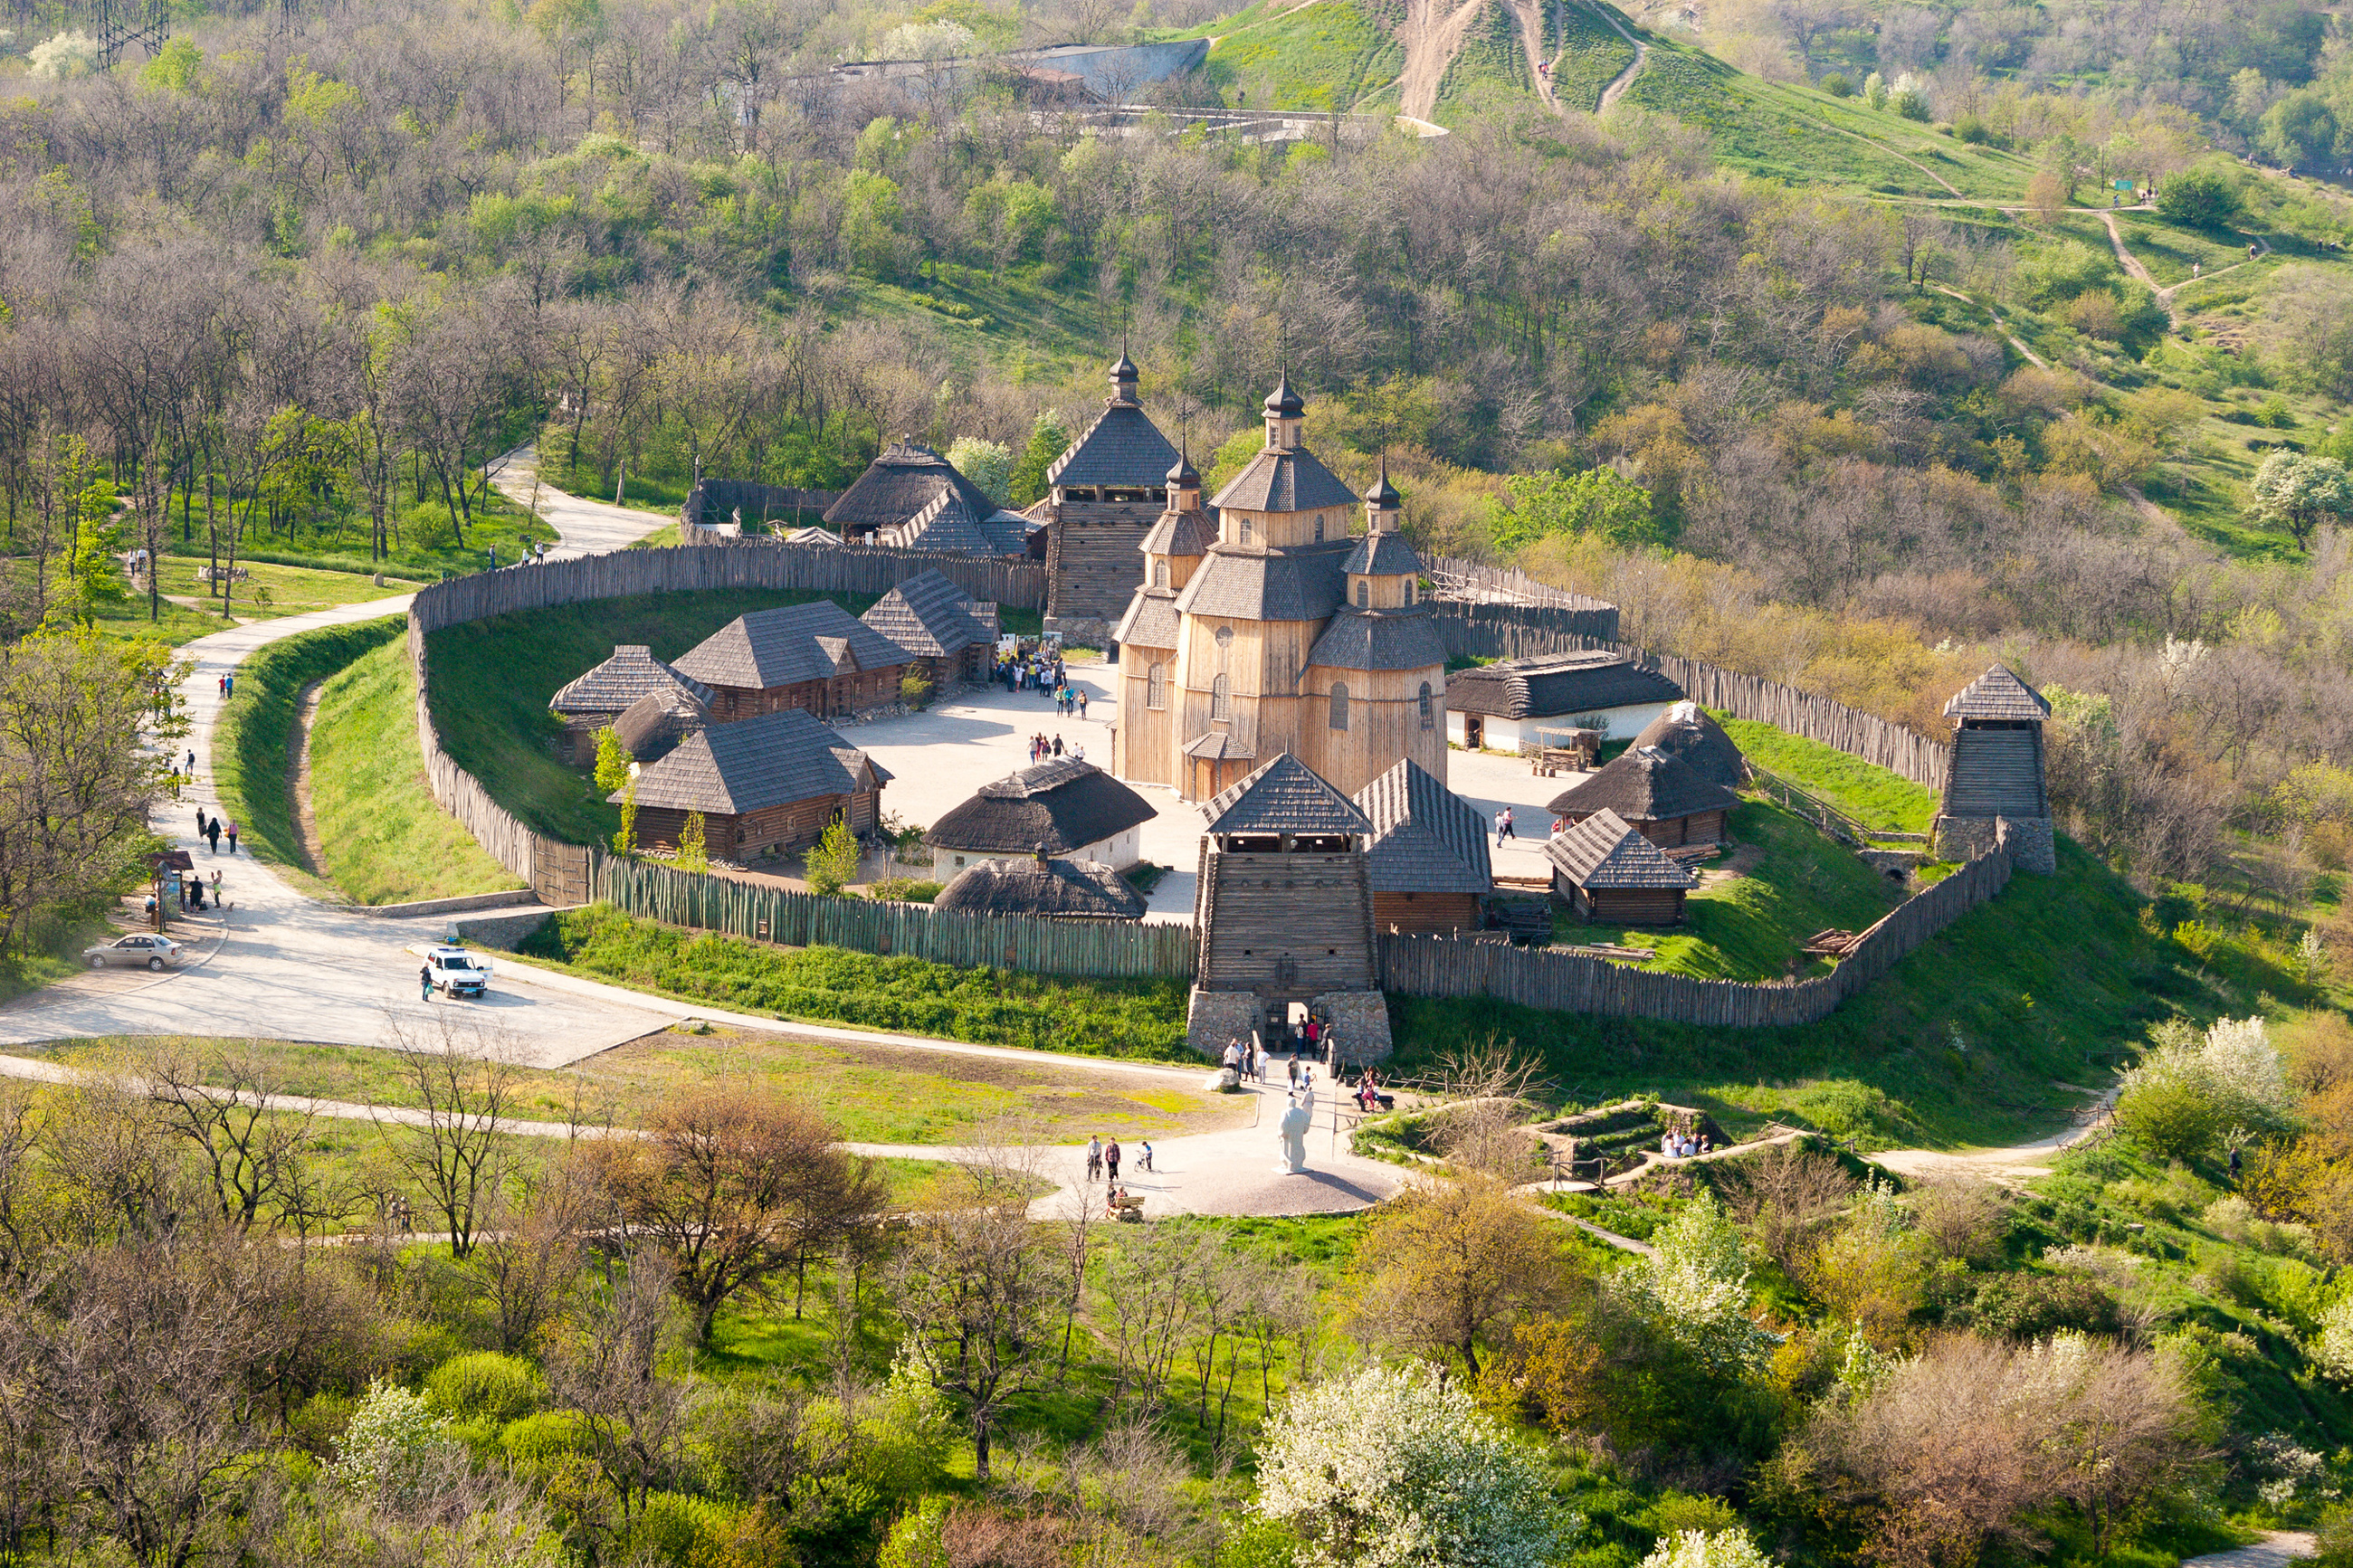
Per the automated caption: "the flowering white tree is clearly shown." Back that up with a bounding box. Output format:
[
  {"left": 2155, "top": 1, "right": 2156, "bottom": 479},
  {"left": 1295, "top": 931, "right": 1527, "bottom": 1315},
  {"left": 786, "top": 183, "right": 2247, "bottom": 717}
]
[
  {"left": 27, "top": 29, "right": 98, "bottom": 79},
  {"left": 947, "top": 437, "right": 1014, "bottom": 507},
  {"left": 2312, "top": 1297, "right": 2353, "bottom": 1383},
  {"left": 1614, "top": 1191, "right": 1766, "bottom": 1373},
  {"left": 1640, "top": 1529, "right": 1775, "bottom": 1568},
  {"left": 2117, "top": 1015, "right": 2294, "bottom": 1158},
  {"left": 326, "top": 1379, "right": 467, "bottom": 1508},
  {"left": 1253, "top": 1363, "right": 1573, "bottom": 1568}
]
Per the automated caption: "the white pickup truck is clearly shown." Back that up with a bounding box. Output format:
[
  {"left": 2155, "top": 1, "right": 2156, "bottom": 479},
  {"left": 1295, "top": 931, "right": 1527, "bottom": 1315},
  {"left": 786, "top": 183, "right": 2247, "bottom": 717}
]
[{"left": 424, "top": 946, "right": 492, "bottom": 999}]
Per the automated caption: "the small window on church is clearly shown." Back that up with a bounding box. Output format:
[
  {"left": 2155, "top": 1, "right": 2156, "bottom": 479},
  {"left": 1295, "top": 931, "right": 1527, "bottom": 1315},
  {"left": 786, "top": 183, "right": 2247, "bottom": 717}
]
[
  {"left": 1356, "top": 580, "right": 1369, "bottom": 609},
  {"left": 1329, "top": 683, "right": 1349, "bottom": 730},
  {"left": 1405, "top": 578, "right": 1415, "bottom": 604},
  {"left": 1215, "top": 625, "right": 1234, "bottom": 651},
  {"left": 1313, "top": 514, "right": 1325, "bottom": 541},
  {"left": 1153, "top": 559, "right": 1167, "bottom": 588},
  {"left": 1419, "top": 682, "right": 1434, "bottom": 729},
  {"left": 1240, "top": 516, "right": 1253, "bottom": 545},
  {"left": 1148, "top": 663, "right": 1167, "bottom": 709},
  {"left": 1211, "top": 673, "right": 1230, "bottom": 719}
]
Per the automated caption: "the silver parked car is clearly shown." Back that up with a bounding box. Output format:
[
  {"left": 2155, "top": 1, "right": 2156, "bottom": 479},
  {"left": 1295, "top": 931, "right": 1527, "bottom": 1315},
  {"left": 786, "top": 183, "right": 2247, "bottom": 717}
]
[{"left": 84, "top": 934, "right": 186, "bottom": 972}]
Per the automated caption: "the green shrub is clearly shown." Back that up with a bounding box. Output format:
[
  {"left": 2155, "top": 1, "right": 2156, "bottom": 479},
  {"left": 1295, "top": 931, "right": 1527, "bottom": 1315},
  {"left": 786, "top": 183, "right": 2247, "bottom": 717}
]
[
  {"left": 631, "top": 1492, "right": 757, "bottom": 1567},
  {"left": 425, "top": 1352, "right": 546, "bottom": 1424},
  {"left": 1820, "top": 72, "right": 1852, "bottom": 97},
  {"left": 1967, "top": 1271, "right": 2121, "bottom": 1338},
  {"left": 879, "top": 1497, "right": 950, "bottom": 1568},
  {"left": 499, "top": 1408, "right": 591, "bottom": 1468},
  {"left": 2158, "top": 166, "right": 2243, "bottom": 230}
]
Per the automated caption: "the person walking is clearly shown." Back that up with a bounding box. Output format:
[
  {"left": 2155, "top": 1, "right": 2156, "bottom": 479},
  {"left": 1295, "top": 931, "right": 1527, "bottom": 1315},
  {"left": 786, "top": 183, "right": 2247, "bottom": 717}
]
[
  {"left": 205, "top": 817, "right": 221, "bottom": 854},
  {"left": 195, "top": 806, "right": 208, "bottom": 840},
  {"left": 1103, "top": 1139, "right": 1121, "bottom": 1184},
  {"left": 224, "top": 819, "right": 239, "bottom": 854},
  {"left": 1085, "top": 1136, "right": 1103, "bottom": 1182},
  {"left": 224, "top": 672, "right": 233, "bottom": 698},
  {"left": 1077, "top": 689, "right": 1089, "bottom": 720},
  {"left": 1495, "top": 806, "right": 1515, "bottom": 842},
  {"left": 420, "top": 963, "right": 434, "bottom": 1002},
  {"left": 1287, "top": 1055, "right": 1300, "bottom": 1088},
  {"left": 1052, "top": 734, "right": 1064, "bottom": 757}
]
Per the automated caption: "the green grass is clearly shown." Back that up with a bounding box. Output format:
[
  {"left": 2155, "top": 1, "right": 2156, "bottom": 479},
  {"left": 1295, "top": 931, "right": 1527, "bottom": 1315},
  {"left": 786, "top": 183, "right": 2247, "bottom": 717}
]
[
  {"left": 211, "top": 617, "right": 412, "bottom": 889},
  {"left": 1596, "top": 801, "right": 1904, "bottom": 982},
  {"left": 1548, "top": 2, "right": 1635, "bottom": 112},
  {"left": 10, "top": 1026, "right": 1238, "bottom": 1146},
  {"left": 1434, "top": 0, "right": 1529, "bottom": 124},
  {"left": 310, "top": 636, "right": 527, "bottom": 905},
  {"left": 515, "top": 903, "right": 1195, "bottom": 1057},
  {"left": 424, "top": 587, "right": 881, "bottom": 846},
  {"left": 1197, "top": 0, "right": 1405, "bottom": 111},
  {"left": 1395, "top": 836, "right": 2309, "bottom": 1151},
  {"left": 1713, "top": 713, "right": 1939, "bottom": 834}
]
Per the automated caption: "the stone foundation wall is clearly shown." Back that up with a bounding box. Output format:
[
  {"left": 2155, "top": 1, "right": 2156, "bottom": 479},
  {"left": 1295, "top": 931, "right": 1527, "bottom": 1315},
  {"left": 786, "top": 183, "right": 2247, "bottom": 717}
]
[
  {"left": 1933, "top": 815, "right": 2055, "bottom": 875},
  {"left": 1314, "top": 990, "right": 1393, "bottom": 1065},
  {"left": 1044, "top": 614, "right": 1116, "bottom": 650},
  {"left": 1185, "top": 988, "right": 1261, "bottom": 1058}
]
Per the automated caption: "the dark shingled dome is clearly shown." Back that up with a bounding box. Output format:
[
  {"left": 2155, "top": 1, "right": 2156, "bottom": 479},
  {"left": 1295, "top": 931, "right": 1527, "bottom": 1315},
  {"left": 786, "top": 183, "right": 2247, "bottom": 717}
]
[
  {"left": 613, "top": 688, "right": 710, "bottom": 765},
  {"left": 1632, "top": 701, "right": 1746, "bottom": 790},
  {"left": 1263, "top": 374, "right": 1304, "bottom": 417},
  {"left": 1547, "top": 745, "right": 1739, "bottom": 822},
  {"left": 932, "top": 855, "right": 1147, "bottom": 920}
]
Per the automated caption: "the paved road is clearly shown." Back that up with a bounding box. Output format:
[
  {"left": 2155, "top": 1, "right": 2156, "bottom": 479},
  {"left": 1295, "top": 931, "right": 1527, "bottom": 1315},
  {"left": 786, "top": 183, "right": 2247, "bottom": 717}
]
[{"left": 486, "top": 445, "right": 673, "bottom": 558}]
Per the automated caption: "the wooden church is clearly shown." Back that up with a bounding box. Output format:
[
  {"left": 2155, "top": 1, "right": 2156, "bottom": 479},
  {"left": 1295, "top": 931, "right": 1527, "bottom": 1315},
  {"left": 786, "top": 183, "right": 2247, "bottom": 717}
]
[{"left": 1110, "top": 376, "right": 1449, "bottom": 803}]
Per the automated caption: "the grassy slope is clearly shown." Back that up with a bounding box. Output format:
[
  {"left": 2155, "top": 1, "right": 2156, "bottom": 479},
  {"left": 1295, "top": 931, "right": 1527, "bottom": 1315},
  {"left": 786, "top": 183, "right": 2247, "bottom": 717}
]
[
  {"left": 1548, "top": 3, "right": 1636, "bottom": 113},
  {"left": 1716, "top": 713, "right": 1939, "bottom": 834},
  {"left": 211, "top": 617, "right": 411, "bottom": 889},
  {"left": 1196, "top": 0, "right": 1405, "bottom": 111},
  {"left": 310, "top": 636, "right": 527, "bottom": 904},
  {"left": 516, "top": 904, "right": 1194, "bottom": 1056},
  {"left": 1397, "top": 835, "right": 2309, "bottom": 1150},
  {"left": 424, "top": 587, "right": 881, "bottom": 845},
  {"left": 1434, "top": 0, "right": 1529, "bottom": 124}
]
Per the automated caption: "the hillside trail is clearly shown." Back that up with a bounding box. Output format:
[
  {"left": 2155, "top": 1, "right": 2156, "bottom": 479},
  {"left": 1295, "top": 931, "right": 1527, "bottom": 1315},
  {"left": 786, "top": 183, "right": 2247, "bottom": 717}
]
[
  {"left": 2179, "top": 1532, "right": 2316, "bottom": 1568},
  {"left": 1504, "top": 0, "right": 1562, "bottom": 111},
  {"left": 1870, "top": 1084, "right": 2120, "bottom": 1183},
  {"left": 1398, "top": 0, "right": 1492, "bottom": 119},
  {"left": 2100, "top": 209, "right": 2272, "bottom": 328},
  {"left": 1589, "top": 1, "right": 1649, "bottom": 110}
]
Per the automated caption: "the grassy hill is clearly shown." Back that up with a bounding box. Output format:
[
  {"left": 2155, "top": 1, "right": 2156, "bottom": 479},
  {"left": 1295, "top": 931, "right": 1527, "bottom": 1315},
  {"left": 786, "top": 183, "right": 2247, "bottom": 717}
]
[
  {"left": 1548, "top": 2, "right": 1637, "bottom": 112},
  {"left": 1191, "top": 0, "right": 1405, "bottom": 110},
  {"left": 1434, "top": 0, "right": 1531, "bottom": 124}
]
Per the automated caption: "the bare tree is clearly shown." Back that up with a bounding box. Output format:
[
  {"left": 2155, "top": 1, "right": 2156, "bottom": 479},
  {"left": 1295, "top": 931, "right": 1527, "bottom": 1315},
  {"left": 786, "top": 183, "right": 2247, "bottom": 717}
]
[
  {"left": 469, "top": 1145, "right": 599, "bottom": 1354},
  {"left": 374, "top": 1017, "right": 522, "bottom": 1259},
  {"left": 1720, "top": 1139, "right": 1860, "bottom": 1273},
  {"left": 136, "top": 1041, "right": 316, "bottom": 1233},
  {"left": 887, "top": 1154, "right": 1057, "bottom": 1479},
  {"left": 548, "top": 1250, "right": 695, "bottom": 1539}
]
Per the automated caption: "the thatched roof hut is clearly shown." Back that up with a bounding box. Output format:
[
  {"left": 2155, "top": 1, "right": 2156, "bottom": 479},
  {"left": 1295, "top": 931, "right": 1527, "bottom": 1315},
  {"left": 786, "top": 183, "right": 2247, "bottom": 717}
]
[
  {"left": 613, "top": 688, "right": 710, "bottom": 764},
  {"left": 823, "top": 440, "right": 1004, "bottom": 542},
  {"left": 547, "top": 645, "right": 712, "bottom": 761},
  {"left": 933, "top": 851, "right": 1147, "bottom": 920},
  {"left": 1446, "top": 651, "right": 1683, "bottom": 752},
  {"left": 1548, "top": 744, "right": 1739, "bottom": 847},
  {"left": 928, "top": 758, "right": 1157, "bottom": 872},
  {"left": 1633, "top": 700, "right": 1746, "bottom": 789}
]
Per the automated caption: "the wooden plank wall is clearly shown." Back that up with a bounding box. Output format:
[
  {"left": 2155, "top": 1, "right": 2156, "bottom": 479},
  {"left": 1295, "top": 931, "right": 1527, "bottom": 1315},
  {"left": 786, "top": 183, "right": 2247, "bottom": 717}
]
[
  {"left": 1423, "top": 556, "right": 1622, "bottom": 629},
  {"left": 681, "top": 480, "right": 844, "bottom": 527},
  {"left": 407, "top": 540, "right": 1046, "bottom": 634},
  {"left": 598, "top": 857, "right": 1196, "bottom": 979},
  {"left": 1381, "top": 832, "right": 2015, "bottom": 1026},
  {"left": 1431, "top": 607, "right": 1951, "bottom": 793}
]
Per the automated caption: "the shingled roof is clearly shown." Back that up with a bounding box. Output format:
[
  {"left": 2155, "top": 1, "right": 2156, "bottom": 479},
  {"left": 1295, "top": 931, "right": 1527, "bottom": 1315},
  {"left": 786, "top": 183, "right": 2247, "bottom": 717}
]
[
  {"left": 548, "top": 645, "right": 712, "bottom": 717},
  {"left": 823, "top": 441, "right": 1002, "bottom": 535},
  {"left": 1138, "top": 505, "right": 1216, "bottom": 558},
  {"left": 1304, "top": 610, "right": 1449, "bottom": 673},
  {"left": 1173, "top": 544, "right": 1349, "bottom": 622},
  {"left": 1944, "top": 665, "right": 2051, "bottom": 722},
  {"left": 1353, "top": 758, "right": 1491, "bottom": 894},
  {"left": 1633, "top": 701, "right": 1747, "bottom": 789},
  {"left": 928, "top": 759, "right": 1157, "bottom": 855},
  {"left": 1202, "top": 753, "right": 1372, "bottom": 835},
  {"left": 614, "top": 708, "right": 891, "bottom": 814},
  {"left": 1547, "top": 808, "right": 1702, "bottom": 890},
  {"left": 861, "top": 569, "right": 993, "bottom": 658},
  {"left": 1341, "top": 531, "right": 1421, "bottom": 577},
  {"left": 672, "top": 602, "right": 914, "bottom": 692},
  {"left": 1547, "top": 745, "right": 1740, "bottom": 822},
  {"left": 1447, "top": 651, "right": 1684, "bottom": 719},
  {"left": 1047, "top": 402, "right": 1182, "bottom": 489},
  {"left": 613, "top": 687, "right": 710, "bottom": 765},
  {"left": 1211, "top": 446, "right": 1360, "bottom": 514},
  {"left": 1113, "top": 589, "right": 1183, "bottom": 650},
  {"left": 933, "top": 855, "right": 1147, "bottom": 919}
]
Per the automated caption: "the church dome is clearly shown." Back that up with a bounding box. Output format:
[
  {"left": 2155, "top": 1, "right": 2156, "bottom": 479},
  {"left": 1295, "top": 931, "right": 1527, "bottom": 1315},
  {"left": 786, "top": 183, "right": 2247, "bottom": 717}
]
[{"left": 1263, "top": 374, "right": 1304, "bottom": 417}]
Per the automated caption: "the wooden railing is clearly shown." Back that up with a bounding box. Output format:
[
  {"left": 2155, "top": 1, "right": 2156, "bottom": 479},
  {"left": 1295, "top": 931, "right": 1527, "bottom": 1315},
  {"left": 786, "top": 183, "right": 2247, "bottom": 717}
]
[{"left": 1379, "top": 832, "right": 2015, "bottom": 1027}]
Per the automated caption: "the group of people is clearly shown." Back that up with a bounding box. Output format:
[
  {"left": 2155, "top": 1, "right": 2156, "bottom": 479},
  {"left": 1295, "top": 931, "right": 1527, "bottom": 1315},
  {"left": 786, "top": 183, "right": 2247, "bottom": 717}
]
[
  {"left": 1083, "top": 1135, "right": 1154, "bottom": 1217},
  {"left": 194, "top": 807, "right": 239, "bottom": 855},
  {"left": 999, "top": 650, "right": 1065, "bottom": 695},
  {"left": 1053, "top": 684, "right": 1087, "bottom": 718},
  {"left": 1661, "top": 1129, "right": 1714, "bottom": 1159},
  {"left": 176, "top": 869, "right": 224, "bottom": 912},
  {"left": 1350, "top": 1067, "right": 1392, "bottom": 1114},
  {"left": 1028, "top": 733, "right": 1082, "bottom": 765}
]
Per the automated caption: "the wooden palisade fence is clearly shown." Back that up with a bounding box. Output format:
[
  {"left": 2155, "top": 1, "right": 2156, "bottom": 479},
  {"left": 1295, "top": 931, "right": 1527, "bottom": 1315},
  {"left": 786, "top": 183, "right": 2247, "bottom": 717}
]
[
  {"left": 1432, "top": 604, "right": 1951, "bottom": 792},
  {"left": 1379, "top": 831, "right": 2015, "bottom": 1025},
  {"left": 599, "top": 857, "right": 1196, "bottom": 979}
]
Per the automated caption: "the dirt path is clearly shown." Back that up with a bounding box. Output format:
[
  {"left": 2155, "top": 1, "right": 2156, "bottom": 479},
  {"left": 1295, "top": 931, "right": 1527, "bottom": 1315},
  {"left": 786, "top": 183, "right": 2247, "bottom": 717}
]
[
  {"left": 1398, "top": 0, "right": 1492, "bottom": 119},
  {"left": 2181, "top": 1533, "right": 2316, "bottom": 1568},
  {"left": 1504, "top": 0, "right": 1561, "bottom": 110},
  {"left": 1931, "top": 284, "right": 2049, "bottom": 369},
  {"left": 2101, "top": 210, "right": 2272, "bottom": 328},
  {"left": 1815, "top": 118, "right": 1963, "bottom": 196},
  {"left": 1591, "top": 2, "right": 1648, "bottom": 111},
  {"left": 289, "top": 679, "right": 329, "bottom": 879},
  {"left": 1870, "top": 1085, "right": 2119, "bottom": 1183}
]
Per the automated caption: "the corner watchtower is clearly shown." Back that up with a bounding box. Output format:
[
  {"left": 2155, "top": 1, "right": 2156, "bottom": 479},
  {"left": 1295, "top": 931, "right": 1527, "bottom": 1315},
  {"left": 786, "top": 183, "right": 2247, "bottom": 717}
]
[
  {"left": 1185, "top": 753, "right": 1391, "bottom": 1062},
  {"left": 1932, "top": 665, "right": 2056, "bottom": 873}
]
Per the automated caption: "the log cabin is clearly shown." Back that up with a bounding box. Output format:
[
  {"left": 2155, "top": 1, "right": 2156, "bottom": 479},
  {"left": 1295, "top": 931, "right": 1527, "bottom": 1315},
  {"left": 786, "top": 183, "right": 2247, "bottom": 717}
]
[
  {"left": 822, "top": 440, "right": 1028, "bottom": 553},
  {"left": 1548, "top": 745, "right": 1739, "bottom": 847},
  {"left": 860, "top": 569, "right": 1001, "bottom": 691},
  {"left": 1352, "top": 756, "right": 1491, "bottom": 935},
  {"left": 670, "top": 601, "right": 917, "bottom": 721},
  {"left": 1191, "top": 753, "right": 1378, "bottom": 1001},
  {"left": 614, "top": 707, "right": 891, "bottom": 861},
  {"left": 1547, "top": 807, "right": 1701, "bottom": 926}
]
